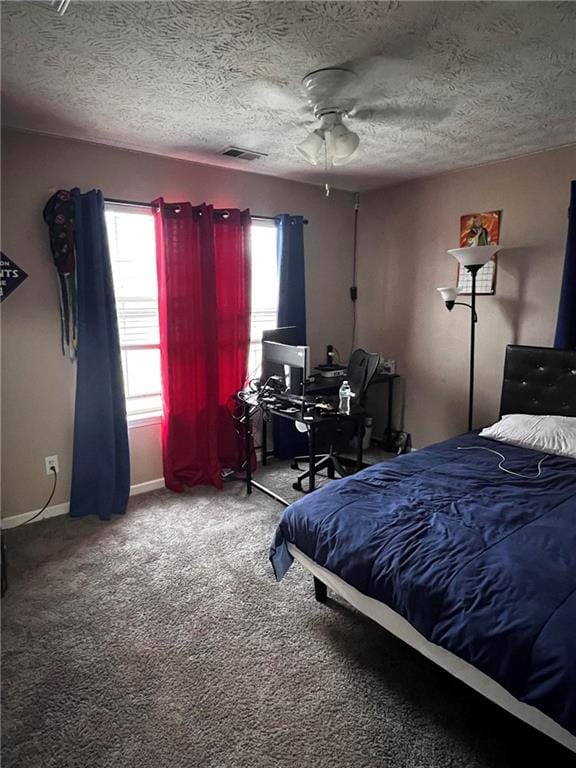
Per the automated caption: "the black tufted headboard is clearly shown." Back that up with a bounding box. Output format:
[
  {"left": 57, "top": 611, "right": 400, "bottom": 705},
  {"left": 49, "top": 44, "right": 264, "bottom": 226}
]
[{"left": 499, "top": 345, "right": 576, "bottom": 418}]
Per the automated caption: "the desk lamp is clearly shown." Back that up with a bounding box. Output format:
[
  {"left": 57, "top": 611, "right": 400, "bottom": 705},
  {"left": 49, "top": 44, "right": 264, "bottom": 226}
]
[{"left": 437, "top": 245, "right": 500, "bottom": 432}]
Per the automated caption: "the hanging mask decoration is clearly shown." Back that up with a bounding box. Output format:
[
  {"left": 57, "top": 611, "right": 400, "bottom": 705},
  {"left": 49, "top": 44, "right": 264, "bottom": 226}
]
[{"left": 43, "top": 189, "right": 77, "bottom": 360}]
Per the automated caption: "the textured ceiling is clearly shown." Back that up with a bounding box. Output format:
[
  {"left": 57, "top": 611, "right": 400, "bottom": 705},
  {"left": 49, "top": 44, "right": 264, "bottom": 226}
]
[{"left": 2, "top": 1, "right": 576, "bottom": 191}]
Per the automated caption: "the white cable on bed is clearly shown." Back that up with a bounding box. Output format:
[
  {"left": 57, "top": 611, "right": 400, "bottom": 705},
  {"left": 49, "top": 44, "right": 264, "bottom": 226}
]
[{"left": 456, "top": 446, "right": 546, "bottom": 479}]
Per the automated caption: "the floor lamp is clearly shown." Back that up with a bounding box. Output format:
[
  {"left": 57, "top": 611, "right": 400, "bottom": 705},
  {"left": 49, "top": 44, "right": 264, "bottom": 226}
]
[{"left": 437, "top": 245, "right": 500, "bottom": 432}]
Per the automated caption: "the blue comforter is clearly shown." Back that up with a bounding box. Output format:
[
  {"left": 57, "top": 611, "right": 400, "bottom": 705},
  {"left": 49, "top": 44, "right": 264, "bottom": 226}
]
[{"left": 270, "top": 432, "right": 576, "bottom": 735}]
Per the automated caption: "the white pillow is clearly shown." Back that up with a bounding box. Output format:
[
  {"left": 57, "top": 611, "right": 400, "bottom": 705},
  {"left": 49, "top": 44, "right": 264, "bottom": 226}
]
[{"left": 479, "top": 414, "right": 576, "bottom": 459}]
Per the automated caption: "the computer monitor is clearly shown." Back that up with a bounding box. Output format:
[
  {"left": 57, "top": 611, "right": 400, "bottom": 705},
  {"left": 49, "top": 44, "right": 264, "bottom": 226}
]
[
  {"left": 261, "top": 326, "right": 297, "bottom": 386},
  {"left": 262, "top": 326, "right": 298, "bottom": 345},
  {"left": 262, "top": 340, "right": 310, "bottom": 395}
]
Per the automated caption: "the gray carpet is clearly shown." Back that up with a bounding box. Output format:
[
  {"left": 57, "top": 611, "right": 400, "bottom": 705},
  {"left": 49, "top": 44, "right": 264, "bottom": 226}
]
[{"left": 2, "top": 463, "right": 574, "bottom": 768}]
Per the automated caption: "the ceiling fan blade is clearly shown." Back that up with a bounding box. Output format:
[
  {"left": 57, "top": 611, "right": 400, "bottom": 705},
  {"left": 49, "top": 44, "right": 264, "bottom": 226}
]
[
  {"left": 237, "top": 80, "right": 304, "bottom": 112},
  {"left": 297, "top": 103, "right": 314, "bottom": 116},
  {"left": 337, "top": 55, "right": 423, "bottom": 100},
  {"left": 351, "top": 104, "right": 452, "bottom": 124},
  {"left": 295, "top": 117, "right": 316, "bottom": 128}
]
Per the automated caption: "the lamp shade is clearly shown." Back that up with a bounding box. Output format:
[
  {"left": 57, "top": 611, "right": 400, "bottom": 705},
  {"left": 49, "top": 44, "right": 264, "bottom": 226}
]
[
  {"left": 447, "top": 245, "right": 500, "bottom": 267},
  {"left": 328, "top": 123, "right": 360, "bottom": 165},
  {"left": 295, "top": 130, "right": 324, "bottom": 165},
  {"left": 437, "top": 286, "right": 460, "bottom": 303}
]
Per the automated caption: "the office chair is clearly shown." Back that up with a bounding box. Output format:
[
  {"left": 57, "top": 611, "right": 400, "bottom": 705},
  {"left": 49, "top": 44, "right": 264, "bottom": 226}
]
[{"left": 291, "top": 349, "right": 381, "bottom": 492}]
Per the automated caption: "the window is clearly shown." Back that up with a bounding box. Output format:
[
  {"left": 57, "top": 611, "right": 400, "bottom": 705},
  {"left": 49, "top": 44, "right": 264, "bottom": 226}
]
[
  {"left": 248, "top": 220, "right": 279, "bottom": 380},
  {"left": 105, "top": 208, "right": 279, "bottom": 420},
  {"left": 105, "top": 204, "right": 162, "bottom": 419}
]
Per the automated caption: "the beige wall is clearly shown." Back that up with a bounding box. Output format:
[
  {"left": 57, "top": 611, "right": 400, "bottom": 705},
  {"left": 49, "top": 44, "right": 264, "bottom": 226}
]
[
  {"left": 4, "top": 130, "right": 574, "bottom": 516},
  {"left": 1, "top": 129, "right": 355, "bottom": 517},
  {"left": 356, "top": 144, "right": 576, "bottom": 448}
]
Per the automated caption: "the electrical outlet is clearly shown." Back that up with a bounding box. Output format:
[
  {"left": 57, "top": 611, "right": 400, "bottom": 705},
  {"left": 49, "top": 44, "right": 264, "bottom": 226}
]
[{"left": 45, "top": 455, "right": 59, "bottom": 476}]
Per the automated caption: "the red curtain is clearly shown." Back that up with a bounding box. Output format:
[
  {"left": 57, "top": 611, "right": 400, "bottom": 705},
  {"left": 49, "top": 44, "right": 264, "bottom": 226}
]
[{"left": 153, "top": 200, "right": 251, "bottom": 491}]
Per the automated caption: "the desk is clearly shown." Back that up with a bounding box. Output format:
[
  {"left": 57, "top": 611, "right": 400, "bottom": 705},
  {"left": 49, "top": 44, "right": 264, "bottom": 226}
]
[
  {"left": 238, "top": 391, "right": 365, "bottom": 507},
  {"left": 306, "top": 372, "right": 399, "bottom": 449}
]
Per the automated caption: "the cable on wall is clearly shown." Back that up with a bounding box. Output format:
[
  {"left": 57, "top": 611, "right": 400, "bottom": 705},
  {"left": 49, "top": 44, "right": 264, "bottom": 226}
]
[
  {"left": 350, "top": 192, "right": 360, "bottom": 356},
  {"left": 13, "top": 469, "right": 58, "bottom": 529},
  {"left": 1, "top": 468, "right": 58, "bottom": 598}
]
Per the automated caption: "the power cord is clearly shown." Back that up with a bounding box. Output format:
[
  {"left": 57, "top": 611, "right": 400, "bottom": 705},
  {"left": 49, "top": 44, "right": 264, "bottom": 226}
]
[
  {"left": 456, "top": 446, "right": 546, "bottom": 479},
  {"left": 1, "top": 467, "right": 58, "bottom": 598},
  {"left": 1, "top": 536, "right": 6, "bottom": 598},
  {"left": 13, "top": 467, "right": 58, "bottom": 528},
  {"left": 350, "top": 193, "right": 359, "bottom": 357}
]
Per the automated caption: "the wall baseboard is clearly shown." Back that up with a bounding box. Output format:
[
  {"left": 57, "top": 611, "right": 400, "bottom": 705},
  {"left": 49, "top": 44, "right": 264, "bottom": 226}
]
[
  {"left": 1, "top": 478, "right": 165, "bottom": 530},
  {"left": 129, "top": 478, "right": 166, "bottom": 496},
  {"left": 1, "top": 502, "right": 70, "bottom": 529}
]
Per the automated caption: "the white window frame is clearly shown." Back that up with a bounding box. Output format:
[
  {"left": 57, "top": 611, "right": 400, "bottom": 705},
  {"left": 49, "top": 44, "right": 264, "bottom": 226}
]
[
  {"left": 105, "top": 203, "right": 162, "bottom": 427},
  {"left": 248, "top": 219, "right": 280, "bottom": 382},
  {"left": 105, "top": 209, "right": 279, "bottom": 427}
]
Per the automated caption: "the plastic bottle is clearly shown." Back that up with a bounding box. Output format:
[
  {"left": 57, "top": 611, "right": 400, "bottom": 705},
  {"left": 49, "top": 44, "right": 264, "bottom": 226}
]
[{"left": 339, "top": 380, "right": 352, "bottom": 415}]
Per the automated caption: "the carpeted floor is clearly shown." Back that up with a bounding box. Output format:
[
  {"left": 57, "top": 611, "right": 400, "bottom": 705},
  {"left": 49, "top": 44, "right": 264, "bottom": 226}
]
[{"left": 2, "top": 462, "right": 574, "bottom": 768}]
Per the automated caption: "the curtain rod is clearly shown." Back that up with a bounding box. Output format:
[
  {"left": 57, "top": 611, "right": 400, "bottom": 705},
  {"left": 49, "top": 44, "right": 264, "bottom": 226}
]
[{"left": 104, "top": 198, "right": 308, "bottom": 224}]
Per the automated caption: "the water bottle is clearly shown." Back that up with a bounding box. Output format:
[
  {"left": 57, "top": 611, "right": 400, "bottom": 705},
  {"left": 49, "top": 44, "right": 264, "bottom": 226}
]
[{"left": 339, "top": 380, "right": 352, "bottom": 415}]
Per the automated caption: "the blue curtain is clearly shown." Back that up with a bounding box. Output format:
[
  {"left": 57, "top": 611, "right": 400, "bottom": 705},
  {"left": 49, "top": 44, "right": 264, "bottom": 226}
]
[
  {"left": 274, "top": 214, "right": 308, "bottom": 459},
  {"left": 555, "top": 180, "right": 576, "bottom": 349},
  {"left": 277, "top": 215, "right": 306, "bottom": 343},
  {"left": 69, "top": 189, "right": 130, "bottom": 519}
]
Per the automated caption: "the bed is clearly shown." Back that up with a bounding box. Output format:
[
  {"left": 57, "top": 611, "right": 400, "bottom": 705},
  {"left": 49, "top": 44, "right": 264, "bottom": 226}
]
[{"left": 270, "top": 345, "right": 576, "bottom": 754}]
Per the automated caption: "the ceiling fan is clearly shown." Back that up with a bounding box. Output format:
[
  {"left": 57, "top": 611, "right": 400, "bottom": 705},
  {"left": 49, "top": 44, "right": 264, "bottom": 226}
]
[
  {"left": 272, "top": 58, "right": 450, "bottom": 168},
  {"left": 295, "top": 68, "right": 362, "bottom": 166}
]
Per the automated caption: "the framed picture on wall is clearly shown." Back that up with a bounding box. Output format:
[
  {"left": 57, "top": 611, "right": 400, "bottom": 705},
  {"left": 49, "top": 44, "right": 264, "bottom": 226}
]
[{"left": 457, "top": 210, "right": 501, "bottom": 295}]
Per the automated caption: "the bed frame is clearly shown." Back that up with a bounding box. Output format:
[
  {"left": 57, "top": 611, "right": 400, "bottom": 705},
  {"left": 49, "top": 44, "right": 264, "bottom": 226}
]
[
  {"left": 499, "top": 344, "right": 576, "bottom": 418},
  {"left": 306, "top": 345, "right": 576, "bottom": 753}
]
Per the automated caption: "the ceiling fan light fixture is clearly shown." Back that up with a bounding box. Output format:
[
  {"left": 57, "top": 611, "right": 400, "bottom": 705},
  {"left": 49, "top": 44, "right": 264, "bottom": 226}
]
[
  {"left": 328, "top": 122, "right": 360, "bottom": 165},
  {"left": 295, "top": 130, "right": 324, "bottom": 165},
  {"left": 296, "top": 108, "right": 360, "bottom": 168}
]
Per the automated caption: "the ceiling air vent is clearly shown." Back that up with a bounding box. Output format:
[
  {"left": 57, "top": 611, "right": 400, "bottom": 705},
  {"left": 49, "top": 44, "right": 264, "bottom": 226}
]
[{"left": 221, "top": 147, "right": 267, "bottom": 161}]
